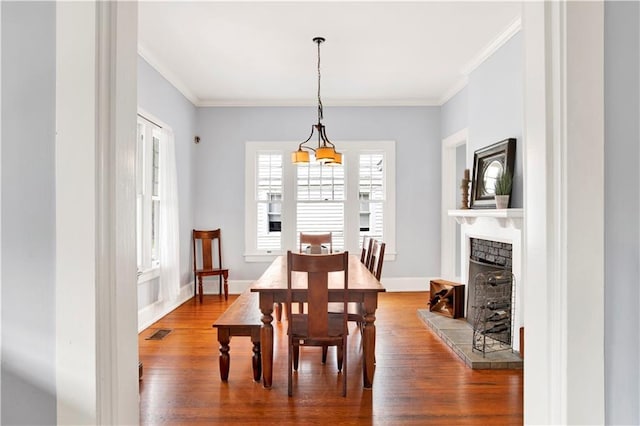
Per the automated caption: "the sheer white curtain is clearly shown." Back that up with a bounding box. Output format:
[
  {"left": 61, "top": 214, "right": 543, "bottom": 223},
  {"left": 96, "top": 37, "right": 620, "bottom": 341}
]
[{"left": 158, "top": 127, "right": 180, "bottom": 301}]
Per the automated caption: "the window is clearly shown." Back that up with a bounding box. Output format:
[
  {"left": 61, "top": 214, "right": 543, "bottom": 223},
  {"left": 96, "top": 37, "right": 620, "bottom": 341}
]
[
  {"left": 136, "top": 116, "right": 162, "bottom": 272},
  {"left": 245, "top": 141, "right": 395, "bottom": 261},
  {"left": 256, "top": 153, "right": 282, "bottom": 251},
  {"left": 296, "top": 154, "right": 345, "bottom": 250},
  {"left": 359, "top": 153, "right": 385, "bottom": 242}
]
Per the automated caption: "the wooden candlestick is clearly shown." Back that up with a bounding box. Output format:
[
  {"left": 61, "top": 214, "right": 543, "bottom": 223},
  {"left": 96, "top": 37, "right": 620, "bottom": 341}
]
[{"left": 460, "top": 169, "right": 470, "bottom": 209}]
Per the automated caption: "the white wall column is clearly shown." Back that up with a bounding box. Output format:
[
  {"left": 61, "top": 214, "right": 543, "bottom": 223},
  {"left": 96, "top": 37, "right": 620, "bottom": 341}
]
[
  {"left": 523, "top": 1, "right": 604, "bottom": 424},
  {"left": 56, "top": 2, "right": 98, "bottom": 423},
  {"left": 56, "top": 1, "right": 139, "bottom": 424}
]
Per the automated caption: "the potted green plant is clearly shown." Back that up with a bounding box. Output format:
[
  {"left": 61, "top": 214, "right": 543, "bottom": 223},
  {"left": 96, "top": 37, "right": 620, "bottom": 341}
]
[{"left": 494, "top": 167, "right": 512, "bottom": 209}]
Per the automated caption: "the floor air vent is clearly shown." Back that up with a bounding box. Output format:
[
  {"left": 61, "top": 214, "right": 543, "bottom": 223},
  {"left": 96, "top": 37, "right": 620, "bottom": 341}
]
[{"left": 146, "top": 329, "right": 172, "bottom": 340}]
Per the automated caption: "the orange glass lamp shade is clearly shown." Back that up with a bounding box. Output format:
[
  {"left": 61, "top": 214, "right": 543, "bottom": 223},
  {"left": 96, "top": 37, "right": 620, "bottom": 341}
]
[
  {"left": 291, "top": 149, "right": 310, "bottom": 164},
  {"left": 316, "top": 146, "right": 337, "bottom": 163},
  {"left": 327, "top": 151, "right": 342, "bottom": 165}
]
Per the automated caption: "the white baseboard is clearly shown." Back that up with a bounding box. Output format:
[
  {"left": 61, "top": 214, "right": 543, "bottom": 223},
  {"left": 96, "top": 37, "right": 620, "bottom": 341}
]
[
  {"left": 137, "top": 283, "right": 193, "bottom": 332},
  {"left": 202, "top": 277, "right": 435, "bottom": 295},
  {"left": 380, "top": 277, "right": 437, "bottom": 292}
]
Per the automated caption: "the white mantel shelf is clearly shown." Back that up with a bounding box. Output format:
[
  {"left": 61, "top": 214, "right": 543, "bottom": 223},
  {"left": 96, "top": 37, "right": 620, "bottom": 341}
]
[{"left": 448, "top": 208, "right": 524, "bottom": 228}]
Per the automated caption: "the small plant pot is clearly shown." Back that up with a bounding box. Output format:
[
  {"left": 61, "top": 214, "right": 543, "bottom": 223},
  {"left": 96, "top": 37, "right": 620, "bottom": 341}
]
[{"left": 495, "top": 195, "right": 510, "bottom": 209}]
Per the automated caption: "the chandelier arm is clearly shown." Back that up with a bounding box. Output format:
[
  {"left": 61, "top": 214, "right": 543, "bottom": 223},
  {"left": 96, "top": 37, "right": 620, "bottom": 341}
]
[
  {"left": 298, "top": 125, "right": 317, "bottom": 151},
  {"left": 320, "top": 126, "right": 335, "bottom": 148}
]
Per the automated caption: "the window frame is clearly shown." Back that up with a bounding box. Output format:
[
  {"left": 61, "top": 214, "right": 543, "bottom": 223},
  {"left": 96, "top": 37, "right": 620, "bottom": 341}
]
[
  {"left": 136, "top": 114, "right": 163, "bottom": 278},
  {"left": 245, "top": 141, "right": 396, "bottom": 262}
]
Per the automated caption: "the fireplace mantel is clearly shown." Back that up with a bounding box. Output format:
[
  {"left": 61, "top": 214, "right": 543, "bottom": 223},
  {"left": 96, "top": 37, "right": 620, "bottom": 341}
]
[{"left": 448, "top": 208, "right": 523, "bottom": 229}]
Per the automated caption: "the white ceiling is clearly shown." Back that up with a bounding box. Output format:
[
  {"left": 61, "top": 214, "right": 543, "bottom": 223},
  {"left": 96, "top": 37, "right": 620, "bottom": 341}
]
[{"left": 138, "top": 1, "right": 522, "bottom": 107}]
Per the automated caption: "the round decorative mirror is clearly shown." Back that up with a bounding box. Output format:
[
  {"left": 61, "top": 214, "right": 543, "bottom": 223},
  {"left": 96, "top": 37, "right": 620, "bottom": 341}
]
[{"left": 482, "top": 160, "right": 503, "bottom": 196}]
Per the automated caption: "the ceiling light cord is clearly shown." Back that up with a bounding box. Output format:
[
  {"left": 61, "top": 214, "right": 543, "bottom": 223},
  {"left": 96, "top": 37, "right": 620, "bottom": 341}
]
[{"left": 317, "top": 38, "right": 323, "bottom": 124}]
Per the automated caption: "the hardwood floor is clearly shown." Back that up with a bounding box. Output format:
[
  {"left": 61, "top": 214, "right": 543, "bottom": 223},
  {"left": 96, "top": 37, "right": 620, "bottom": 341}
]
[{"left": 139, "top": 292, "right": 523, "bottom": 425}]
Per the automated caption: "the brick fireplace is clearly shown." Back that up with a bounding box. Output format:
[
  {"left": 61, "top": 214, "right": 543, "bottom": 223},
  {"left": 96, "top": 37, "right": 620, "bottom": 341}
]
[{"left": 449, "top": 209, "right": 523, "bottom": 354}]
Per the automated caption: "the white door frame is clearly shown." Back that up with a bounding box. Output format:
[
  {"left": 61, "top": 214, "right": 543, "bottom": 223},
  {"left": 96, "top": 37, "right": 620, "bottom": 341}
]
[
  {"left": 522, "top": 2, "right": 604, "bottom": 424},
  {"left": 440, "top": 128, "right": 468, "bottom": 281}
]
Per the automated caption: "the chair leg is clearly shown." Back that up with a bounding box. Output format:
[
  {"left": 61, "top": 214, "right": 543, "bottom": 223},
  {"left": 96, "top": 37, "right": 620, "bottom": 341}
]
[
  {"left": 222, "top": 272, "right": 229, "bottom": 301},
  {"left": 293, "top": 344, "right": 300, "bottom": 371},
  {"left": 337, "top": 344, "right": 343, "bottom": 372},
  {"left": 298, "top": 302, "right": 304, "bottom": 314},
  {"left": 321, "top": 345, "right": 328, "bottom": 364},
  {"left": 288, "top": 339, "right": 293, "bottom": 397},
  {"left": 198, "top": 276, "right": 203, "bottom": 303},
  {"left": 342, "top": 337, "right": 347, "bottom": 397}
]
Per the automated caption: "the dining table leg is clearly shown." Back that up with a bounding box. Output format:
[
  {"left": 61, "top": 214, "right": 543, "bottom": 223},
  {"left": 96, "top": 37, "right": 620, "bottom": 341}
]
[
  {"left": 258, "top": 293, "right": 274, "bottom": 388},
  {"left": 362, "top": 293, "right": 378, "bottom": 388}
]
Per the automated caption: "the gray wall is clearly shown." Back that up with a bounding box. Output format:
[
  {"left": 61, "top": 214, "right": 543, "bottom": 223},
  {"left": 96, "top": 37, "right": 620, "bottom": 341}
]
[
  {"left": 468, "top": 32, "right": 523, "bottom": 208},
  {"left": 1, "top": 2, "right": 57, "bottom": 424},
  {"left": 194, "top": 106, "right": 441, "bottom": 281},
  {"left": 441, "top": 86, "right": 468, "bottom": 139},
  {"left": 137, "top": 56, "right": 197, "bottom": 305},
  {"left": 604, "top": 2, "right": 640, "bottom": 424}
]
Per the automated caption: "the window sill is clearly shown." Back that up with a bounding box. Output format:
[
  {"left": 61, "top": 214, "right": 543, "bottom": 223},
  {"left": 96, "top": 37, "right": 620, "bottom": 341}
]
[{"left": 137, "top": 266, "right": 160, "bottom": 283}]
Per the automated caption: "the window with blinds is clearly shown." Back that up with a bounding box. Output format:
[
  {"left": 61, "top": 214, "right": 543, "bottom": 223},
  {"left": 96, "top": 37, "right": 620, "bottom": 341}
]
[
  {"left": 245, "top": 140, "right": 395, "bottom": 261},
  {"left": 296, "top": 155, "right": 345, "bottom": 250},
  {"left": 256, "top": 153, "right": 282, "bottom": 251},
  {"left": 359, "top": 153, "right": 385, "bottom": 244}
]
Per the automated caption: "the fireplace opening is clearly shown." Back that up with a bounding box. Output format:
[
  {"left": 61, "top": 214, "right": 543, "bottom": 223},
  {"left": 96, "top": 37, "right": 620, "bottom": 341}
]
[
  {"left": 466, "top": 238, "right": 512, "bottom": 326},
  {"left": 466, "top": 238, "right": 515, "bottom": 355}
]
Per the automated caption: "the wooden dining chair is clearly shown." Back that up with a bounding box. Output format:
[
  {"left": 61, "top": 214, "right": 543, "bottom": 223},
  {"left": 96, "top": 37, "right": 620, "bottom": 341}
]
[
  {"left": 192, "top": 229, "right": 229, "bottom": 303},
  {"left": 286, "top": 251, "right": 349, "bottom": 397},
  {"left": 360, "top": 235, "right": 373, "bottom": 265},
  {"left": 299, "top": 232, "right": 332, "bottom": 254},
  {"left": 331, "top": 239, "right": 386, "bottom": 342},
  {"left": 368, "top": 239, "right": 386, "bottom": 281}
]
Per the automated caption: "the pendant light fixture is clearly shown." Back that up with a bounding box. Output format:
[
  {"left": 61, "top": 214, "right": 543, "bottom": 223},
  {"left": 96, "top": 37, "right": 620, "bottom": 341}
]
[{"left": 291, "top": 37, "right": 342, "bottom": 165}]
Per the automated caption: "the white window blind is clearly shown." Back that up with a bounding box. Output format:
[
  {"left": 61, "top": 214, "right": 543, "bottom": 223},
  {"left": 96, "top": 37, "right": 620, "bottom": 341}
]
[
  {"left": 359, "top": 153, "right": 385, "bottom": 245},
  {"left": 256, "top": 153, "right": 282, "bottom": 251},
  {"left": 296, "top": 156, "right": 345, "bottom": 250}
]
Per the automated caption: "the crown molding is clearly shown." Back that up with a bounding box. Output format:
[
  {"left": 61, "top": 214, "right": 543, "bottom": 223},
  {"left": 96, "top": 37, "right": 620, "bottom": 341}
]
[
  {"left": 438, "top": 76, "right": 469, "bottom": 106},
  {"left": 438, "top": 16, "right": 521, "bottom": 106},
  {"left": 460, "top": 16, "right": 522, "bottom": 76},
  {"left": 195, "top": 98, "right": 441, "bottom": 107},
  {"left": 138, "top": 44, "right": 200, "bottom": 106}
]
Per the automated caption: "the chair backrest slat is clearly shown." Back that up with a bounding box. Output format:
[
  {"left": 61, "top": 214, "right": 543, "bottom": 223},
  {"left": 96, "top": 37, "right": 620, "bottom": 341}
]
[
  {"left": 361, "top": 236, "right": 374, "bottom": 266},
  {"left": 368, "top": 239, "right": 386, "bottom": 281},
  {"left": 299, "top": 232, "right": 333, "bottom": 254}
]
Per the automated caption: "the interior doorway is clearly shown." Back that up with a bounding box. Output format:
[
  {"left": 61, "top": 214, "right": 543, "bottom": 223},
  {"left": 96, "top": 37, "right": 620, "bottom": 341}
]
[{"left": 441, "top": 128, "right": 468, "bottom": 282}]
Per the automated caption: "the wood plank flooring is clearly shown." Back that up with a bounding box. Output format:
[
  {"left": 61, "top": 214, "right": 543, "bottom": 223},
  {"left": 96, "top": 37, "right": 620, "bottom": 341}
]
[{"left": 139, "top": 292, "right": 523, "bottom": 425}]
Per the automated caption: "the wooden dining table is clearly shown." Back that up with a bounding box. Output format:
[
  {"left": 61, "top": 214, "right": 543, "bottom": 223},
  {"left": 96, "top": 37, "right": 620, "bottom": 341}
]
[{"left": 250, "top": 254, "right": 386, "bottom": 389}]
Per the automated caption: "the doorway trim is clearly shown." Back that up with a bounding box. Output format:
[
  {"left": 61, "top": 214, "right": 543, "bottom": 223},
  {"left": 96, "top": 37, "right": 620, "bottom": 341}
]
[{"left": 441, "top": 128, "right": 468, "bottom": 281}]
